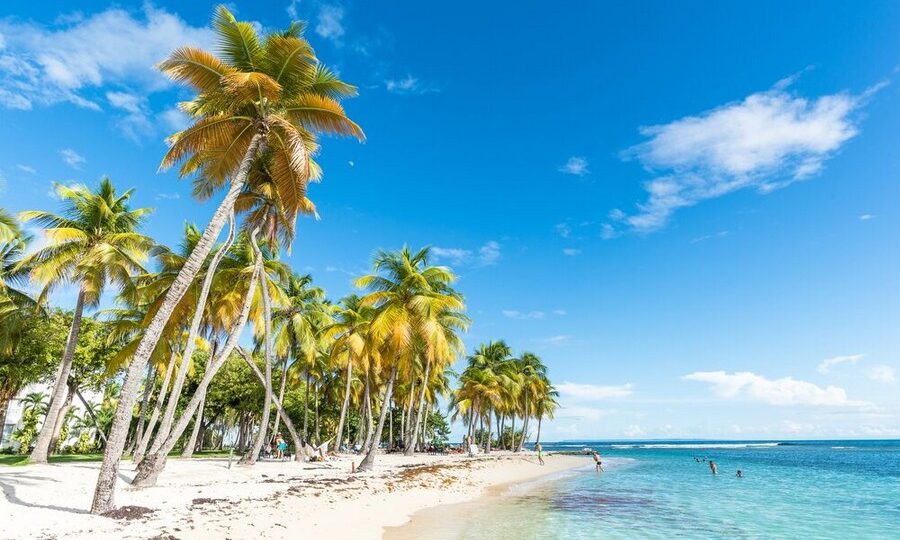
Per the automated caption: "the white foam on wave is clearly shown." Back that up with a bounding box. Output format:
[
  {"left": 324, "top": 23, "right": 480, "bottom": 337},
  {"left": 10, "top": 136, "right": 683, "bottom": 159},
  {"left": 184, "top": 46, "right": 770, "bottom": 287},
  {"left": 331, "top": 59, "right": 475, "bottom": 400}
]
[{"left": 610, "top": 442, "right": 781, "bottom": 449}]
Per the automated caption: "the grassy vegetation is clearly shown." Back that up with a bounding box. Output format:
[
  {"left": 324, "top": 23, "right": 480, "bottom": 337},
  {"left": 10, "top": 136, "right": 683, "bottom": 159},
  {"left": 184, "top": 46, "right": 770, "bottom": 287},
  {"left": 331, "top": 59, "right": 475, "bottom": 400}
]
[{"left": 0, "top": 449, "right": 233, "bottom": 466}]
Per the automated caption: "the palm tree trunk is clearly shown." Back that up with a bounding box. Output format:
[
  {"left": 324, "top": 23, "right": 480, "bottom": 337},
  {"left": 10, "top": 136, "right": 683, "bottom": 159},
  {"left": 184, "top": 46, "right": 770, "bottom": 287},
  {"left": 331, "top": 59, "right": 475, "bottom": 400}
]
[
  {"left": 180, "top": 392, "right": 205, "bottom": 458},
  {"left": 314, "top": 383, "right": 320, "bottom": 445},
  {"left": 406, "top": 359, "right": 431, "bottom": 456},
  {"left": 302, "top": 371, "right": 310, "bottom": 443},
  {"left": 72, "top": 383, "right": 108, "bottom": 445},
  {"left": 535, "top": 415, "right": 543, "bottom": 445},
  {"left": 484, "top": 411, "right": 492, "bottom": 453},
  {"left": 134, "top": 352, "right": 177, "bottom": 463},
  {"left": 130, "top": 250, "right": 262, "bottom": 489},
  {"left": 272, "top": 355, "right": 289, "bottom": 436},
  {"left": 360, "top": 374, "right": 373, "bottom": 453},
  {"left": 510, "top": 414, "right": 516, "bottom": 451},
  {"left": 92, "top": 133, "right": 265, "bottom": 515},
  {"left": 516, "top": 392, "right": 529, "bottom": 452},
  {"left": 242, "top": 232, "right": 273, "bottom": 466},
  {"left": 30, "top": 287, "right": 85, "bottom": 463},
  {"left": 130, "top": 364, "right": 156, "bottom": 454},
  {"left": 49, "top": 388, "right": 73, "bottom": 453},
  {"left": 151, "top": 212, "right": 236, "bottom": 455},
  {"left": 237, "top": 349, "right": 304, "bottom": 461},
  {"left": 387, "top": 398, "right": 393, "bottom": 450},
  {"left": 332, "top": 356, "right": 353, "bottom": 452},
  {"left": 358, "top": 364, "right": 398, "bottom": 472}
]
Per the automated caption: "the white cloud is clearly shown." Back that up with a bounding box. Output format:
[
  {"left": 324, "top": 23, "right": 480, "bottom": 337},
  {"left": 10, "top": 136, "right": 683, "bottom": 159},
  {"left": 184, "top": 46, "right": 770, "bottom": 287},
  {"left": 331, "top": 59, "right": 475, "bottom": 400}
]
[
  {"left": 431, "top": 247, "right": 472, "bottom": 266},
  {"left": 554, "top": 223, "right": 572, "bottom": 238},
  {"left": 537, "top": 335, "right": 571, "bottom": 346},
  {"left": 286, "top": 0, "right": 301, "bottom": 20},
  {"left": 160, "top": 107, "right": 191, "bottom": 132},
  {"left": 558, "top": 382, "right": 634, "bottom": 400},
  {"left": 608, "top": 78, "right": 883, "bottom": 233},
  {"left": 385, "top": 75, "right": 418, "bottom": 93},
  {"left": 478, "top": 240, "right": 501, "bottom": 265},
  {"left": 315, "top": 5, "right": 345, "bottom": 43},
  {"left": 502, "top": 310, "right": 545, "bottom": 320},
  {"left": 683, "top": 370, "right": 866, "bottom": 407},
  {"left": 817, "top": 353, "right": 864, "bottom": 374},
  {"left": 559, "top": 156, "right": 589, "bottom": 176},
  {"left": 858, "top": 213, "right": 875, "bottom": 221},
  {"left": 59, "top": 148, "right": 85, "bottom": 169},
  {"left": 106, "top": 91, "right": 153, "bottom": 140},
  {"left": 690, "top": 230, "right": 729, "bottom": 244},
  {"left": 155, "top": 192, "right": 180, "bottom": 200},
  {"left": 0, "top": 6, "right": 213, "bottom": 110},
  {"left": 16, "top": 164, "right": 36, "bottom": 174},
  {"left": 866, "top": 365, "right": 896, "bottom": 383},
  {"left": 562, "top": 248, "right": 582, "bottom": 256},
  {"left": 552, "top": 309, "right": 566, "bottom": 316},
  {"left": 623, "top": 424, "right": 646, "bottom": 438},
  {"left": 557, "top": 406, "right": 613, "bottom": 421}
]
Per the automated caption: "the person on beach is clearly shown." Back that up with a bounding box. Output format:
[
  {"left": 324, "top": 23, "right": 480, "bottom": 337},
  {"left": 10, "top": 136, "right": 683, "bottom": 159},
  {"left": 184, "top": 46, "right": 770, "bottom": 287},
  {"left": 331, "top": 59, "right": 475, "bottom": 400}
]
[
  {"left": 709, "top": 461, "right": 718, "bottom": 475},
  {"left": 535, "top": 442, "right": 544, "bottom": 465},
  {"left": 592, "top": 451, "right": 603, "bottom": 472},
  {"left": 275, "top": 434, "right": 286, "bottom": 459}
]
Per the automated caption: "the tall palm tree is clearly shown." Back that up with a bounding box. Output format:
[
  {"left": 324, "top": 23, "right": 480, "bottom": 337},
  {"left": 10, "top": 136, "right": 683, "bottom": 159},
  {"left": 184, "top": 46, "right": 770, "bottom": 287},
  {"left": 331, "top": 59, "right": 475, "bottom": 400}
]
[
  {"left": 95, "top": 6, "right": 362, "bottom": 513},
  {"left": 20, "top": 178, "right": 152, "bottom": 464},
  {"left": 355, "top": 247, "right": 463, "bottom": 471}
]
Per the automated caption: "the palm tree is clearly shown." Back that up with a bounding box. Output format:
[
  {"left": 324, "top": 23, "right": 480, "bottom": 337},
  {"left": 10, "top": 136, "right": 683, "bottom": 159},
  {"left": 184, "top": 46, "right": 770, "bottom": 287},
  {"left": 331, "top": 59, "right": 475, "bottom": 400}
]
[
  {"left": 20, "top": 392, "right": 49, "bottom": 417},
  {"left": 354, "top": 247, "right": 463, "bottom": 471},
  {"left": 533, "top": 385, "right": 559, "bottom": 446},
  {"left": 514, "top": 352, "right": 547, "bottom": 452},
  {"left": 20, "top": 178, "right": 152, "bottom": 464},
  {"left": 95, "top": 6, "right": 362, "bottom": 513}
]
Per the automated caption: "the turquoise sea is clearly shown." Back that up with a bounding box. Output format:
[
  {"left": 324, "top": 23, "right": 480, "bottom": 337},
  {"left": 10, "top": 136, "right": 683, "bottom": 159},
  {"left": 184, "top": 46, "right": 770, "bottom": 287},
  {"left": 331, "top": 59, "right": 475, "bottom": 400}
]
[{"left": 391, "top": 440, "right": 900, "bottom": 539}]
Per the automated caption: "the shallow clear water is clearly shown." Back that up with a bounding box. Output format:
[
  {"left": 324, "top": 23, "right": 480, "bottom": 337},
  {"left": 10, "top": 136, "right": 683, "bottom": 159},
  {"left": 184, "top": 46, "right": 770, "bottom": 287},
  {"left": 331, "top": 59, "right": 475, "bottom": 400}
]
[{"left": 391, "top": 440, "right": 900, "bottom": 539}]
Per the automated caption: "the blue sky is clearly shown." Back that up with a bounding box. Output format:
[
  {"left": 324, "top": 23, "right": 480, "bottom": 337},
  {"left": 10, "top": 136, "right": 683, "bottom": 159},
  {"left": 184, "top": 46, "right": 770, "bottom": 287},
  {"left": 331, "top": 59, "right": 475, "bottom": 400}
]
[{"left": 1, "top": 1, "right": 899, "bottom": 440}]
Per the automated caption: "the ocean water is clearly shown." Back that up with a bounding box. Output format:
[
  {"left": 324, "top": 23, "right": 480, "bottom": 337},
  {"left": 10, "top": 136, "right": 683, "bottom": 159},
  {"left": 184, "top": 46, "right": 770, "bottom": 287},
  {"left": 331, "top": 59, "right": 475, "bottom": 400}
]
[{"left": 390, "top": 440, "right": 900, "bottom": 539}]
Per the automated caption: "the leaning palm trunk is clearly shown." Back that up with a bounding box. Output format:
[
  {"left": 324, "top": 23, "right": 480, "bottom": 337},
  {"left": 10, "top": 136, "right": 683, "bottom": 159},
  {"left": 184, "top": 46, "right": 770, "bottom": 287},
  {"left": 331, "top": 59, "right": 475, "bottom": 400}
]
[
  {"left": 150, "top": 212, "right": 236, "bottom": 455},
  {"left": 130, "top": 365, "right": 157, "bottom": 454},
  {"left": 30, "top": 288, "right": 85, "bottom": 463},
  {"left": 535, "top": 415, "right": 543, "bottom": 445},
  {"left": 332, "top": 356, "right": 353, "bottom": 452},
  {"left": 271, "top": 355, "right": 289, "bottom": 436},
  {"left": 134, "top": 351, "right": 177, "bottom": 464},
  {"left": 92, "top": 134, "right": 266, "bottom": 515},
  {"left": 516, "top": 393, "right": 530, "bottom": 452},
  {"left": 242, "top": 233, "right": 273, "bottom": 465},
  {"left": 406, "top": 359, "right": 431, "bottom": 456},
  {"left": 49, "top": 389, "right": 73, "bottom": 453},
  {"left": 180, "top": 392, "right": 205, "bottom": 458},
  {"left": 130, "top": 249, "right": 262, "bottom": 488},
  {"left": 357, "top": 364, "right": 399, "bottom": 472},
  {"left": 360, "top": 374, "right": 374, "bottom": 454},
  {"left": 237, "top": 349, "right": 306, "bottom": 461}
]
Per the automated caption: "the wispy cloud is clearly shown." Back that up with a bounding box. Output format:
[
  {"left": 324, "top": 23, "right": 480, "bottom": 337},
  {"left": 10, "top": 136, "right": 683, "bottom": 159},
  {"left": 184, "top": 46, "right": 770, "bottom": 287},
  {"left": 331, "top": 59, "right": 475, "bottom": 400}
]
[
  {"left": 817, "top": 353, "right": 864, "bottom": 374},
  {"left": 690, "top": 230, "right": 729, "bottom": 244},
  {"left": 502, "top": 310, "right": 545, "bottom": 320},
  {"left": 160, "top": 107, "right": 191, "bottom": 132},
  {"left": 606, "top": 77, "right": 884, "bottom": 234},
  {"left": 59, "top": 148, "right": 85, "bottom": 169},
  {"left": 683, "top": 370, "right": 868, "bottom": 407},
  {"left": 315, "top": 4, "right": 345, "bottom": 44},
  {"left": 536, "top": 335, "right": 571, "bottom": 346},
  {"left": 558, "top": 382, "right": 634, "bottom": 400},
  {"left": 562, "top": 248, "right": 582, "bottom": 256},
  {"left": 106, "top": 91, "right": 153, "bottom": 141},
  {"left": 557, "top": 406, "right": 614, "bottom": 421},
  {"left": 430, "top": 241, "right": 501, "bottom": 267},
  {"left": 155, "top": 192, "right": 180, "bottom": 200},
  {"left": 384, "top": 74, "right": 438, "bottom": 95},
  {"left": 478, "top": 240, "right": 501, "bottom": 265},
  {"left": 0, "top": 6, "right": 213, "bottom": 111},
  {"left": 858, "top": 213, "right": 875, "bottom": 221},
  {"left": 866, "top": 365, "right": 896, "bottom": 383},
  {"left": 16, "top": 164, "right": 36, "bottom": 174},
  {"left": 559, "top": 156, "right": 589, "bottom": 176}
]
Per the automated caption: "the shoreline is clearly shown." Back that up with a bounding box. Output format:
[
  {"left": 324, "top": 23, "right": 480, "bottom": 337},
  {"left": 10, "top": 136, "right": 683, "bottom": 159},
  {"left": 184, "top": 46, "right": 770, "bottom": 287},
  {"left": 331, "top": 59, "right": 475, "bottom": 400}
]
[{"left": 2, "top": 451, "right": 587, "bottom": 539}]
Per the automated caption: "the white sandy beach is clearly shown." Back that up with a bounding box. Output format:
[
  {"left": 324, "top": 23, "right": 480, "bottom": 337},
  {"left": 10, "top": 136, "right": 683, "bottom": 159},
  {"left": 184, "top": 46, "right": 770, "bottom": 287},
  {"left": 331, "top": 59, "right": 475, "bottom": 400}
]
[{"left": 1, "top": 451, "right": 586, "bottom": 539}]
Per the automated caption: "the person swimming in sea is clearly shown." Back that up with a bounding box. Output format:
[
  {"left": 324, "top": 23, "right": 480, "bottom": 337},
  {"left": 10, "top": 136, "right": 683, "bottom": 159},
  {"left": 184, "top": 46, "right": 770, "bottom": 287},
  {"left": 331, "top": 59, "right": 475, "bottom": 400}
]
[
  {"left": 592, "top": 450, "right": 604, "bottom": 472},
  {"left": 709, "top": 461, "right": 718, "bottom": 475},
  {"left": 736, "top": 469, "right": 743, "bottom": 478}
]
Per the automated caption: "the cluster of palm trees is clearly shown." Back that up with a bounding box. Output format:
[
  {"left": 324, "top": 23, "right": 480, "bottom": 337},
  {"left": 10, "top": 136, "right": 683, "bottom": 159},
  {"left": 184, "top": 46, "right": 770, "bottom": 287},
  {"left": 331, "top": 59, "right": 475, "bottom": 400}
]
[
  {"left": 452, "top": 341, "right": 558, "bottom": 453},
  {"left": 0, "top": 5, "right": 560, "bottom": 517}
]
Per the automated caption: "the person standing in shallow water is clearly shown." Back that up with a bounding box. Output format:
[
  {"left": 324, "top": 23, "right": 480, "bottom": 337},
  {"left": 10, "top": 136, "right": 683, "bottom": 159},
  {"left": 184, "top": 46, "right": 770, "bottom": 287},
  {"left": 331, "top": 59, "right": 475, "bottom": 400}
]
[
  {"left": 709, "top": 461, "right": 718, "bottom": 475},
  {"left": 592, "top": 451, "right": 604, "bottom": 472},
  {"left": 535, "top": 442, "right": 544, "bottom": 465}
]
